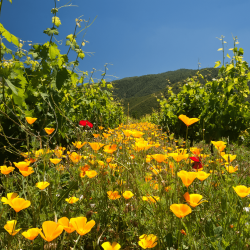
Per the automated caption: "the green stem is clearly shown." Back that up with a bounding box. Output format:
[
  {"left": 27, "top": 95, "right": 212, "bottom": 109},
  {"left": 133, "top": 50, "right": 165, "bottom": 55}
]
[
  {"left": 73, "top": 235, "right": 81, "bottom": 250},
  {"left": 60, "top": 231, "right": 66, "bottom": 250}
]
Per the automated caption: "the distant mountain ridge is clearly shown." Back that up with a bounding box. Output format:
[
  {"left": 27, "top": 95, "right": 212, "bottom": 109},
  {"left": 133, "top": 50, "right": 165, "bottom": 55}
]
[{"left": 110, "top": 68, "right": 219, "bottom": 118}]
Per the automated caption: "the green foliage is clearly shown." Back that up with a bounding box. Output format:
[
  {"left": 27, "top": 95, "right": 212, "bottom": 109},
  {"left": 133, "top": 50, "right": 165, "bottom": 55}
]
[
  {"left": 0, "top": 1, "right": 123, "bottom": 164},
  {"left": 158, "top": 37, "right": 250, "bottom": 142}
]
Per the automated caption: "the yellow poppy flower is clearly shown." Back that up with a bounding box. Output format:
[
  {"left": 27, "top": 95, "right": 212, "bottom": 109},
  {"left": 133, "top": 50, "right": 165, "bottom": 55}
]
[
  {"left": 1, "top": 193, "right": 19, "bottom": 204},
  {"left": 196, "top": 171, "right": 210, "bottom": 181},
  {"left": 36, "top": 182, "right": 50, "bottom": 190},
  {"left": 222, "top": 154, "right": 237, "bottom": 164},
  {"left": 233, "top": 185, "right": 250, "bottom": 198},
  {"left": 123, "top": 191, "right": 134, "bottom": 200},
  {"left": 50, "top": 158, "right": 62, "bottom": 164},
  {"left": 102, "top": 242, "right": 121, "bottom": 250},
  {"left": 225, "top": 165, "right": 238, "bottom": 173},
  {"left": 85, "top": 170, "right": 98, "bottom": 178},
  {"left": 4, "top": 220, "right": 21, "bottom": 236},
  {"left": 65, "top": 197, "right": 79, "bottom": 204},
  {"left": 138, "top": 234, "right": 158, "bottom": 249},
  {"left": 142, "top": 196, "right": 160, "bottom": 203}
]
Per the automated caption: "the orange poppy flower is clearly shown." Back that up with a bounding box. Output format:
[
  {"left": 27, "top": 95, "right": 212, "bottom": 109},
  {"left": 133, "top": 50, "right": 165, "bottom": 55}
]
[
  {"left": 70, "top": 217, "right": 95, "bottom": 236},
  {"left": 107, "top": 191, "right": 121, "bottom": 200},
  {"left": 178, "top": 115, "right": 199, "bottom": 126},
  {"left": 89, "top": 142, "right": 105, "bottom": 151},
  {"left": 103, "top": 144, "right": 117, "bottom": 154},
  {"left": 69, "top": 152, "right": 82, "bottom": 163},
  {"left": 72, "top": 141, "right": 87, "bottom": 149},
  {"left": 19, "top": 166, "right": 34, "bottom": 177},
  {"left": 44, "top": 128, "right": 55, "bottom": 135},
  {"left": 58, "top": 217, "right": 76, "bottom": 233},
  {"left": 183, "top": 192, "right": 208, "bottom": 207},
  {"left": 2, "top": 196, "right": 31, "bottom": 212},
  {"left": 170, "top": 204, "right": 192, "bottom": 218},
  {"left": 151, "top": 154, "right": 168, "bottom": 163},
  {"left": 0, "top": 165, "right": 15, "bottom": 175},
  {"left": 39, "top": 221, "right": 64, "bottom": 242},
  {"left": 26, "top": 117, "right": 37, "bottom": 125},
  {"left": 211, "top": 141, "right": 227, "bottom": 152},
  {"left": 177, "top": 170, "right": 197, "bottom": 187},
  {"left": 13, "top": 161, "right": 30, "bottom": 170},
  {"left": 22, "top": 228, "right": 41, "bottom": 240}
]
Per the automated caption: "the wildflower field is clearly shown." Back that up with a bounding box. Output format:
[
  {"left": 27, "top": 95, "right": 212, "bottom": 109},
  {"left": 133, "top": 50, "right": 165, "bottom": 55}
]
[
  {"left": 2, "top": 1, "right": 250, "bottom": 249},
  {"left": 1, "top": 116, "right": 250, "bottom": 250}
]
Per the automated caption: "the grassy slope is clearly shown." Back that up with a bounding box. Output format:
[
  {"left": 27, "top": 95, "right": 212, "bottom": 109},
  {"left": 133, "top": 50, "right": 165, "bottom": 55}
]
[{"left": 111, "top": 68, "right": 219, "bottom": 118}]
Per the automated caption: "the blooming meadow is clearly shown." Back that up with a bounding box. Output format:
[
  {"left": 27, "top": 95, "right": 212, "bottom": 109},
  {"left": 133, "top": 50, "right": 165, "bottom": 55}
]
[
  {"left": 1, "top": 115, "right": 250, "bottom": 249},
  {"left": 1, "top": 1, "right": 250, "bottom": 249}
]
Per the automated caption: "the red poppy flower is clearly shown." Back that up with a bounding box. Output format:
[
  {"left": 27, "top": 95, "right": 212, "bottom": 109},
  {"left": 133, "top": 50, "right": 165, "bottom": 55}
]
[
  {"left": 79, "top": 120, "right": 93, "bottom": 128},
  {"left": 189, "top": 156, "right": 203, "bottom": 170}
]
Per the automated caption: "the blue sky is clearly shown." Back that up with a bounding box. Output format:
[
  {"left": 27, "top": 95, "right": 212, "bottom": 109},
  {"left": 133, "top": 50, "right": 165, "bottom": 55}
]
[{"left": 1, "top": 0, "right": 250, "bottom": 82}]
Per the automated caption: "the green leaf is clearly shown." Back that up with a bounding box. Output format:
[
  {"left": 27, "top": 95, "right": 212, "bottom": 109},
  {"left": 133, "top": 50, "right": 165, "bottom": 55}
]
[
  {"left": 239, "top": 48, "right": 244, "bottom": 55},
  {"left": 226, "top": 64, "right": 234, "bottom": 72},
  {"left": 49, "top": 44, "right": 60, "bottom": 60},
  {"left": 214, "top": 61, "right": 221, "bottom": 68},
  {"left": 43, "top": 27, "right": 59, "bottom": 36},
  {"left": 13, "top": 88, "right": 26, "bottom": 107},
  {"left": 165, "top": 233, "right": 173, "bottom": 248},
  {"left": 4, "top": 78, "right": 18, "bottom": 94},
  {"left": 205, "top": 219, "right": 214, "bottom": 237},
  {"left": 71, "top": 72, "right": 78, "bottom": 85},
  {"left": 0, "top": 23, "right": 19, "bottom": 47},
  {"left": 56, "top": 68, "right": 70, "bottom": 90}
]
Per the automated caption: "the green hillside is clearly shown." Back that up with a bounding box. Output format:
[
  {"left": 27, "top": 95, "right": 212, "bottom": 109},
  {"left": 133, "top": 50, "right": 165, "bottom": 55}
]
[{"left": 111, "top": 68, "right": 219, "bottom": 117}]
